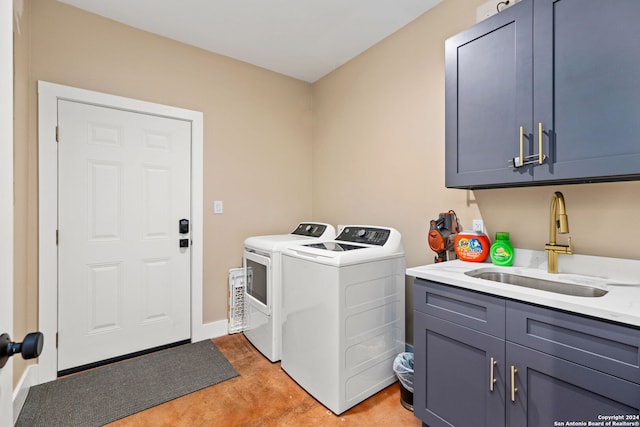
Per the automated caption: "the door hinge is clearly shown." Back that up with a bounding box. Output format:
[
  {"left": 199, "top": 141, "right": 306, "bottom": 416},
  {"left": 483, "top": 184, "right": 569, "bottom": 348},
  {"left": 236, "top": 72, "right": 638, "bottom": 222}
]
[
  {"left": 56, "top": 229, "right": 59, "bottom": 245},
  {"left": 55, "top": 126, "right": 59, "bottom": 142},
  {"left": 56, "top": 332, "right": 58, "bottom": 348}
]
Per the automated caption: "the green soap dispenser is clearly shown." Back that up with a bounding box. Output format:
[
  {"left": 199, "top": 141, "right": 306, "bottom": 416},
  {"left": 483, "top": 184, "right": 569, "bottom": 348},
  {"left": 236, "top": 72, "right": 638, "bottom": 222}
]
[{"left": 490, "top": 232, "right": 514, "bottom": 266}]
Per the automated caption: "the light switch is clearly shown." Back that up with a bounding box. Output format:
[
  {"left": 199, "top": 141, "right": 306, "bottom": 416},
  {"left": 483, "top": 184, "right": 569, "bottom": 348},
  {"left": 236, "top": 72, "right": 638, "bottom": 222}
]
[{"left": 214, "top": 200, "right": 223, "bottom": 214}]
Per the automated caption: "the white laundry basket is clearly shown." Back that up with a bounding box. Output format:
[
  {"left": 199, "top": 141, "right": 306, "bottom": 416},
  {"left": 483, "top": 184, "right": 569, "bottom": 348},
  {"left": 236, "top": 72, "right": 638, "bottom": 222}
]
[{"left": 227, "top": 268, "right": 247, "bottom": 334}]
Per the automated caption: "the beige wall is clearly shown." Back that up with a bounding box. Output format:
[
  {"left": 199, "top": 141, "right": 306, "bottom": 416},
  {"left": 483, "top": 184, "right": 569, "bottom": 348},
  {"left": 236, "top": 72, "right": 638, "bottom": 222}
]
[
  {"left": 313, "top": 0, "right": 640, "bottom": 262},
  {"left": 13, "top": 0, "right": 640, "bottom": 385},
  {"left": 13, "top": 0, "right": 314, "bottom": 384},
  {"left": 313, "top": 0, "right": 485, "bottom": 268},
  {"left": 313, "top": 0, "right": 486, "bottom": 340},
  {"left": 13, "top": 0, "right": 33, "bottom": 385},
  {"left": 475, "top": 181, "right": 640, "bottom": 260},
  {"left": 312, "top": 0, "right": 640, "bottom": 342}
]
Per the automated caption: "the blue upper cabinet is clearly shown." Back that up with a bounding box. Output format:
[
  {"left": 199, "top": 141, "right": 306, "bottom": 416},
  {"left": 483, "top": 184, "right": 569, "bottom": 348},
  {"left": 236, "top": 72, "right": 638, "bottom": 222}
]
[
  {"left": 446, "top": 0, "right": 640, "bottom": 189},
  {"left": 445, "top": 0, "right": 533, "bottom": 188}
]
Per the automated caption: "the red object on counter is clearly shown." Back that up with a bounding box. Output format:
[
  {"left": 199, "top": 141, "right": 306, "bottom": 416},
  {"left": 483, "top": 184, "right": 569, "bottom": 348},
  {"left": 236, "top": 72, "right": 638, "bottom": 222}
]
[{"left": 454, "top": 231, "right": 490, "bottom": 262}]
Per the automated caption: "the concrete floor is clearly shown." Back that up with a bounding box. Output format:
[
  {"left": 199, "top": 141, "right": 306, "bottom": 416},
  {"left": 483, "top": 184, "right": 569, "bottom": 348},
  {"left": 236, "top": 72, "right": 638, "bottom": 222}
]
[{"left": 107, "top": 333, "right": 420, "bottom": 426}]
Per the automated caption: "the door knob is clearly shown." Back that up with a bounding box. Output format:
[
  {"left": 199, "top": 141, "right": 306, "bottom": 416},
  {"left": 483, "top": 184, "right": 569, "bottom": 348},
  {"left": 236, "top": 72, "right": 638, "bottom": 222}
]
[{"left": 0, "top": 332, "right": 44, "bottom": 368}]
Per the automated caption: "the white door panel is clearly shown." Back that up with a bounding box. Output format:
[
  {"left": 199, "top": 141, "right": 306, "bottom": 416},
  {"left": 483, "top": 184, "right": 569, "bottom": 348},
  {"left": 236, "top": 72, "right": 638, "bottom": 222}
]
[{"left": 57, "top": 100, "right": 191, "bottom": 371}]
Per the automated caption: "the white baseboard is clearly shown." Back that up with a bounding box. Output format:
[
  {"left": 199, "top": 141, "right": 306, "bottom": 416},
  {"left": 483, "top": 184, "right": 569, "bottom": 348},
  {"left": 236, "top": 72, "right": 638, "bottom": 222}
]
[
  {"left": 13, "top": 363, "right": 38, "bottom": 424},
  {"left": 192, "top": 319, "right": 228, "bottom": 343}
]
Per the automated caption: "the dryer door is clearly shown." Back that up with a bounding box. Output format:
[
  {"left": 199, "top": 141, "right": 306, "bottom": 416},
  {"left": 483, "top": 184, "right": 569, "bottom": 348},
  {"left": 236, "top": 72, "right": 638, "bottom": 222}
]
[{"left": 244, "top": 250, "right": 271, "bottom": 315}]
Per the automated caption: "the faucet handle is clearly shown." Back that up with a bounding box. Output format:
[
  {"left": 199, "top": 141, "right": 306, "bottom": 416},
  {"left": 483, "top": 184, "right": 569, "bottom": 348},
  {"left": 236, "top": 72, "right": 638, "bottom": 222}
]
[{"left": 567, "top": 237, "right": 573, "bottom": 253}]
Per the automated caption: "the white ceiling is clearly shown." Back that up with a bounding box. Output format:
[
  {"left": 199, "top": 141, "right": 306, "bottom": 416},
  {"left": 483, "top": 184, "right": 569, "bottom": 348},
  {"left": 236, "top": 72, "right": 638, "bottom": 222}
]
[{"left": 58, "top": 0, "right": 443, "bottom": 83}]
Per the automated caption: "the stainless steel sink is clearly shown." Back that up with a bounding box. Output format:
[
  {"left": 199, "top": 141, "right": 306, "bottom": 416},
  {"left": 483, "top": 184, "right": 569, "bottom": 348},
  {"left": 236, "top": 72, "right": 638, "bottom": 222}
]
[{"left": 465, "top": 270, "right": 608, "bottom": 297}]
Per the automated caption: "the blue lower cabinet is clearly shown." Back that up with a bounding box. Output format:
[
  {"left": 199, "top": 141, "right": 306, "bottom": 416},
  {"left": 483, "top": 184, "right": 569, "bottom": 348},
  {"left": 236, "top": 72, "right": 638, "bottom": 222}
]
[
  {"left": 507, "top": 342, "right": 640, "bottom": 426},
  {"left": 414, "top": 279, "right": 640, "bottom": 427},
  {"left": 414, "top": 311, "right": 505, "bottom": 427}
]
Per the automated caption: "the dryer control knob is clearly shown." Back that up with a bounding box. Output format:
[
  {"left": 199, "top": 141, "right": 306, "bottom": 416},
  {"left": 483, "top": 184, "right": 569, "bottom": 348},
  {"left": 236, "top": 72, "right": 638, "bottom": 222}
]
[{"left": 357, "top": 229, "right": 366, "bottom": 237}]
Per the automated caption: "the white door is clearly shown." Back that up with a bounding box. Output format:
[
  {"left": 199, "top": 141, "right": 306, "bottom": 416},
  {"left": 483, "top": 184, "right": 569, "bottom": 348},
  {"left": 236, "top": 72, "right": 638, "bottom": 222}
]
[
  {"left": 57, "top": 100, "right": 192, "bottom": 371},
  {"left": 0, "top": 2, "right": 13, "bottom": 424}
]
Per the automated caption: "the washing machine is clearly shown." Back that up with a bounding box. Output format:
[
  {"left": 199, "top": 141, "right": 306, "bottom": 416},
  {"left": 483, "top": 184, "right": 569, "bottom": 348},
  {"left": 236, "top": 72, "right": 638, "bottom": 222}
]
[
  {"left": 243, "top": 222, "right": 336, "bottom": 362},
  {"left": 280, "top": 225, "right": 406, "bottom": 415}
]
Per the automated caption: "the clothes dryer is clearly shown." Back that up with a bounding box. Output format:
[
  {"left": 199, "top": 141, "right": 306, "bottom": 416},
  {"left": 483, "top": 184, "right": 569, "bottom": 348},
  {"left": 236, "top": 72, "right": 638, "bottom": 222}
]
[
  {"left": 243, "top": 222, "right": 336, "bottom": 362},
  {"left": 281, "top": 226, "right": 405, "bottom": 414}
]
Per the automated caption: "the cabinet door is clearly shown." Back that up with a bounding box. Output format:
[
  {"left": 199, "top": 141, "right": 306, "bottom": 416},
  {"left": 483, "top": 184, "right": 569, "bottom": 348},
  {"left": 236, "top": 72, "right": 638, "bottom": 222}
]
[
  {"left": 534, "top": 0, "right": 640, "bottom": 182},
  {"left": 507, "top": 342, "right": 640, "bottom": 426},
  {"left": 445, "top": 0, "right": 533, "bottom": 188},
  {"left": 414, "top": 311, "right": 505, "bottom": 427}
]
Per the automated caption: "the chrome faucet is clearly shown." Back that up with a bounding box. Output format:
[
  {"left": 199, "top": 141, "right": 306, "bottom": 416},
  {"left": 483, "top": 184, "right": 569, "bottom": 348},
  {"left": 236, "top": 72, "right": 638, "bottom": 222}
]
[{"left": 544, "top": 191, "right": 573, "bottom": 273}]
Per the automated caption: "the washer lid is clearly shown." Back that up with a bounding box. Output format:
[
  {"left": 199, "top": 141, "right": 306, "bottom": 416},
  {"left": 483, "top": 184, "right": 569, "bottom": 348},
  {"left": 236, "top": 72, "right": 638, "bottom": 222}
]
[
  {"left": 305, "top": 242, "right": 367, "bottom": 252},
  {"left": 244, "top": 222, "right": 336, "bottom": 252},
  {"left": 282, "top": 225, "right": 405, "bottom": 266}
]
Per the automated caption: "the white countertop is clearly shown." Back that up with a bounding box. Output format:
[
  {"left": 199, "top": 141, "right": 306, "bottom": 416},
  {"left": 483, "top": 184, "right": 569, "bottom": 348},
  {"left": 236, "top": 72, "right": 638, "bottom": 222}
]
[{"left": 406, "top": 249, "right": 640, "bottom": 328}]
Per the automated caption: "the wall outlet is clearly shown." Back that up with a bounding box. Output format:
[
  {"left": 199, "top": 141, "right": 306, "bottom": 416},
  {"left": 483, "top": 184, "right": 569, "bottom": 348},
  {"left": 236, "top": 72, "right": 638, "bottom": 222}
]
[
  {"left": 472, "top": 219, "right": 484, "bottom": 233},
  {"left": 214, "top": 200, "right": 223, "bottom": 214}
]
